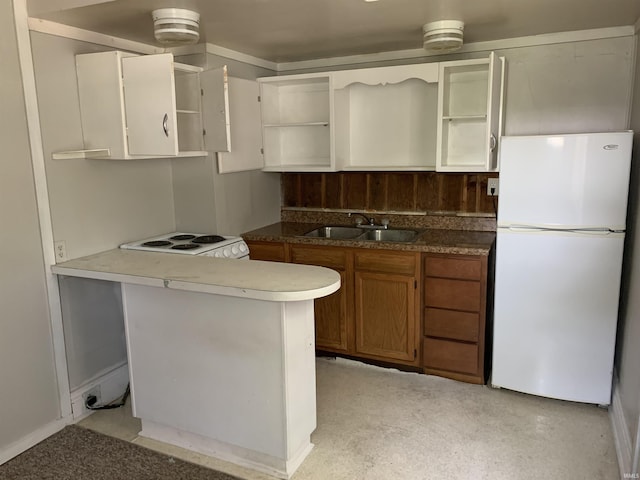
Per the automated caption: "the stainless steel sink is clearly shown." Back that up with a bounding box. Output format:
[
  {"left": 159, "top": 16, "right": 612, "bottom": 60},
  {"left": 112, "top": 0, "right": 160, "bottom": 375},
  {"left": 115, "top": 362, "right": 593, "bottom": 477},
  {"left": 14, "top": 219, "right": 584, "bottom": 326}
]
[
  {"left": 359, "top": 229, "right": 419, "bottom": 243},
  {"left": 303, "top": 226, "right": 363, "bottom": 239}
]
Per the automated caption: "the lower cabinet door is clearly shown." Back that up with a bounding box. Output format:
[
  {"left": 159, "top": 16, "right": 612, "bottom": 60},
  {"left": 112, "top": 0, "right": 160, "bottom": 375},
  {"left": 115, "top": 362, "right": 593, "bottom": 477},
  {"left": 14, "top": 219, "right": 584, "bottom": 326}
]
[
  {"left": 354, "top": 271, "right": 417, "bottom": 363},
  {"left": 290, "top": 244, "right": 351, "bottom": 353},
  {"left": 314, "top": 269, "right": 349, "bottom": 352}
]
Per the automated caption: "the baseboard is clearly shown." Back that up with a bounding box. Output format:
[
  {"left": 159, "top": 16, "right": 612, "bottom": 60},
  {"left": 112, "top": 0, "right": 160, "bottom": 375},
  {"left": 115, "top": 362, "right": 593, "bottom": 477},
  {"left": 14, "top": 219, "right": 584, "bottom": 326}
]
[
  {"left": 611, "top": 380, "right": 633, "bottom": 477},
  {"left": 139, "top": 420, "right": 312, "bottom": 480},
  {"left": 0, "top": 417, "right": 68, "bottom": 465},
  {"left": 70, "top": 363, "right": 129, "bottom": 421}
]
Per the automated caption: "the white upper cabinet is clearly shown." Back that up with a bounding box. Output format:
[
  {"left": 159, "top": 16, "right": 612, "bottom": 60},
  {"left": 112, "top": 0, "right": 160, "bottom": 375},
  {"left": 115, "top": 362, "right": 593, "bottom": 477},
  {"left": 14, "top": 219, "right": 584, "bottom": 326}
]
[
  {"left": 333, "top": 63, "right": 439, "bottom": 171},
  {"left": 71, "top": 51, "right": 207, "bottom": 160},
  {"left": 255, "top": 53, "right": 505, "bottom": 173},
  {"left": 436, "top": 52, "right": 505, "bottom": 172},
  {"left": 258, "top": 73, "right": 333, "bottom": 172}
]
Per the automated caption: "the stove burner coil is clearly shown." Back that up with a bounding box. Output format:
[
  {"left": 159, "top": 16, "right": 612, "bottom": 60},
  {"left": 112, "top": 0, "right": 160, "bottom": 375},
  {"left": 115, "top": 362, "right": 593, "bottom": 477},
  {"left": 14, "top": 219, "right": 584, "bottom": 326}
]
[
  {"left": 170, "top": 234, "right": 197, "bottom": 241},
  {"left": 142, "top": 240, "right": 172, "bottom": 247},
  {"left": 193, "top": 235, "right": 226, "bottom": 244},
  {"left": 171, "top": 243, "right": 200, "bottom": 250}
]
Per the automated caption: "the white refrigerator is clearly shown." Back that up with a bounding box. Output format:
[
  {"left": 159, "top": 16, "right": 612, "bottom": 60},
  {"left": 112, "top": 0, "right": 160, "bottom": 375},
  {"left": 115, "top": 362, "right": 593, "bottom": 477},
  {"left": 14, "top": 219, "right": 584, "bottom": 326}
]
[{"left": 492, "top": 131, "right": 633, "bottom": 405}]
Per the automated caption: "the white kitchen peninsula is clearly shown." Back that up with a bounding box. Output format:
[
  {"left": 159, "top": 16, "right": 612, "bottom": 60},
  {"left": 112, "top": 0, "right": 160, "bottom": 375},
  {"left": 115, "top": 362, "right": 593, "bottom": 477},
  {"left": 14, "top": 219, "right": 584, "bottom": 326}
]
[{"left": 52, "top": 250, "right": 341, "bottom": 479}]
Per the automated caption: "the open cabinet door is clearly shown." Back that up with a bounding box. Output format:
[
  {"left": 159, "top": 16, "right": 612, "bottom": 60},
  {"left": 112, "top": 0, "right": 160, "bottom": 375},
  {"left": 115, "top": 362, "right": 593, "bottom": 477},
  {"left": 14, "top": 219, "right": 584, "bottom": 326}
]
[
  {"left": 201, "top": 66, "right": 231, "bottom": 152},
  {"left": 121, "top": 53, "right": 179, "bottom": 156},
  {"left": 485, "top": 52, "right": 503, "bottom": 171},
  {"left": 217, "top": 77, "right": 264, "bottom": 173}
]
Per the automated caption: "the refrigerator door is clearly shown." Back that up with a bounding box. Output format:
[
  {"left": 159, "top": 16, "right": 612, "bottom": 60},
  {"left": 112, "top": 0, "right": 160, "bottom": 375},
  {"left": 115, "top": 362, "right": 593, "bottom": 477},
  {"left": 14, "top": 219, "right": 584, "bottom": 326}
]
[
  {"left": 492, "top": 228, "right": 624, "bottom": 404},
  {"left": 498, "top": 132, "right": 632, "bottom": 230}
]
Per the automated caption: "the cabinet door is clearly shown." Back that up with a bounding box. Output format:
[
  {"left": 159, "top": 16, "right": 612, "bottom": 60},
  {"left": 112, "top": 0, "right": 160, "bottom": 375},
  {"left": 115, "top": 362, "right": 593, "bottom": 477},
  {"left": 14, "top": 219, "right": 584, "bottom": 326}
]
[
  {"left": 485, "top": 52, "right": 502, "bottom": 171},
  {"left": 354, "top": 271, "right": 417, "bottom": 363},
  {"left": 217, "top": 77, "right": 264, "bottom": 173},
  {"left": 290, "top": 245, "right": 351, "bottom": 353},
  {"left": 122, "top": 53, "right": 179, "bottom": 156},
  {"left": 201, "top": 66, "right": 230, "bottom": 153}
]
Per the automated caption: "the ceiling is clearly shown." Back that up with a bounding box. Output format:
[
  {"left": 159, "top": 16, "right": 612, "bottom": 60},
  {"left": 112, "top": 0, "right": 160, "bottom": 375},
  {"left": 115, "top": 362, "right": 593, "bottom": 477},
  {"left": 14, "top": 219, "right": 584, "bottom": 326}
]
[{"left": 28, "top": 0, "right": 640, "bottom": 63}]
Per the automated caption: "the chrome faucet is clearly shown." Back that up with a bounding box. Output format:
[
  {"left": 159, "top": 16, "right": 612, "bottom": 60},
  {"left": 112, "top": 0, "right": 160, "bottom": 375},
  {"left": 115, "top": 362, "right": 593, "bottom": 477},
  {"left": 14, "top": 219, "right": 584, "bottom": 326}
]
[
  {"left": 348, "top": 212, "right": 375, "bottom": 226},
  {"left": 348, "top": 212, "right": 389, "bottom": 229}
]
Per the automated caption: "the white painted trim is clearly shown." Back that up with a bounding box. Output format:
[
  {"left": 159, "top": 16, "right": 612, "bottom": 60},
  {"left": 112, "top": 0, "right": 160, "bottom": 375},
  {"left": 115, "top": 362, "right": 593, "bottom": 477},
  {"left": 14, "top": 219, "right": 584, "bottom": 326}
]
[
  {"left": 276, "top": 26, "right": 636, "bottom": 72},
  {"left": 13, "top": 0, "right": 72, "bottom": 419},
  {"left": 28, "top": 0, "right": 116, "bottom": 16},
  {"left": 205, "top": 43, "right": 278, "bottom": 71},
  {"left": 0, "top": 417, "right": 69, "bottom": 465},
  {"left": 634, "top": 17, "right": 640, "bottom": 33},
  {"left": 633, "top": 416, "right": 640, "bottom": 476},
  {"left": 27, "top": 17, "right": 163, "bottom": 54},
  {"left": 610, "top": 379, "right": 633, "bottom": 478}
]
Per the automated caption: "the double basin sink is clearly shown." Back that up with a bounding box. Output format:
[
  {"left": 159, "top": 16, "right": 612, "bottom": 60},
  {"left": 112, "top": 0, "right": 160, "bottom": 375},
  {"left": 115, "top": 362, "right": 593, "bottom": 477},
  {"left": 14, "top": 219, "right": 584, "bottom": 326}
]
[{"left": 302, "top": 225, "right": 420, "bottom": 243}]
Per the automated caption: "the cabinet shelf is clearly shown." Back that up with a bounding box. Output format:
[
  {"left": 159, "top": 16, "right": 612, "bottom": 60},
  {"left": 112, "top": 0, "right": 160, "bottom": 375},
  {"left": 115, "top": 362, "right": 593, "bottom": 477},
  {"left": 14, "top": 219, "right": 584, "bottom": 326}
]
[
  {"left": 442, "top": 115, "right": 487, "bottom": 121},
  {"left": 52, "top": 148, "right": 111, "bottom": 160},
  {"left": 263, "top": 122, "right": 329, "bottom": 128},
  {"left": 176, "top": 109, "right": 200, "bottom": 115}
]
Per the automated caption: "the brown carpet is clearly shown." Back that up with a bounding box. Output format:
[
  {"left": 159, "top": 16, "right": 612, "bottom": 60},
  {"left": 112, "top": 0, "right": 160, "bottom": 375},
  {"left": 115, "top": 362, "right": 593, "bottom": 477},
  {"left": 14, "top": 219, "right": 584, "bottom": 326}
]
[{"left": 0, "top": 425, "right": 243, "bottom": 480}]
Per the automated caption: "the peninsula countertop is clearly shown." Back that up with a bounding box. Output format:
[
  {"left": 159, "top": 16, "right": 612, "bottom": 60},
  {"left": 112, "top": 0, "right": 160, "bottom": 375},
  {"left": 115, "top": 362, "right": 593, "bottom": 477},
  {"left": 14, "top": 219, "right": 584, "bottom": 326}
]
[
  {"left": 51, "top": 249, "right": 341, "bottom": 302},
  {"left": 242, "top": 222, "right": 496, "bottom": 256}
]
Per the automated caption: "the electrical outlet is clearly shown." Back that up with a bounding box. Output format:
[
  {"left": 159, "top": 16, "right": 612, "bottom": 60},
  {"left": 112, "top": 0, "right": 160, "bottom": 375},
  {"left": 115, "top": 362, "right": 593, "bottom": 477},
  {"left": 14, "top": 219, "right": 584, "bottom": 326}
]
[
  {"left": 82, "top": 385, "right": 101, "bottom": 406},
  {"left": 487, "top": 178, "right": 499, "bottom": 196},
  {"left": 54, "top": 241, "right": 67, "bottom": 262}
]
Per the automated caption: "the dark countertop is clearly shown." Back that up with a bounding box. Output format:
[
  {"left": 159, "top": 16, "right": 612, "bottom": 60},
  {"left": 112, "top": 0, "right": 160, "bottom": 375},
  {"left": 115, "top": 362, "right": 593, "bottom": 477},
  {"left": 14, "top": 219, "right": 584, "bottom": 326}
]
[{"left": 242, "top": 222, "right": 495, "bottom": 256}]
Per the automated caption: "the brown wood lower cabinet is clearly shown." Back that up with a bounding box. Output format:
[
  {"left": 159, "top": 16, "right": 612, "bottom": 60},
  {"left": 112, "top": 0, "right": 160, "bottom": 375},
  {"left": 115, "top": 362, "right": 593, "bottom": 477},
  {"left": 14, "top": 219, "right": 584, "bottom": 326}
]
[
  {"left": 289, "top": 244, "right": 352, "bottom": 354},
  {"left": 422, "top": 253, "right": 489, "bottom": 384},
  {"left": 354, "top": 250, "right": 420, "bottom": 364},
  {"left": 246, "top": 239, "right": 491, "bottom": 379}
]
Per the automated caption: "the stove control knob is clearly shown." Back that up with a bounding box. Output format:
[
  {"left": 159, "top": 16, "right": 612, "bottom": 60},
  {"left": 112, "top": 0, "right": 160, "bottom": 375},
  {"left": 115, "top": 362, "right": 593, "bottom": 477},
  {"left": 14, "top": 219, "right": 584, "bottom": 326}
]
[
  {"left": 214, "top": 251, "right": 221, "bottom": 258},
  {"left": 223, "top": 249, "right": 231, "bottom": 257},
  {"left": 239, "top": 243, "right": 248, "bottom": 253},
  {"left": 231, "top": 245, "right": 239, "bottom": 255}
]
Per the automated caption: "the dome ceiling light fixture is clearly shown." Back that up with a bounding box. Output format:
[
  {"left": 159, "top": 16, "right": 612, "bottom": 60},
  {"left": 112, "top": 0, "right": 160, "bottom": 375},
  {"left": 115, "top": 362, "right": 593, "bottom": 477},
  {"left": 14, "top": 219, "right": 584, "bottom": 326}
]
[
  {"left": 422, "top": 20, "right": 464, "bottom": 53},
  {"left": 152, "top": 8, "right": 200, "bottom": 45}
]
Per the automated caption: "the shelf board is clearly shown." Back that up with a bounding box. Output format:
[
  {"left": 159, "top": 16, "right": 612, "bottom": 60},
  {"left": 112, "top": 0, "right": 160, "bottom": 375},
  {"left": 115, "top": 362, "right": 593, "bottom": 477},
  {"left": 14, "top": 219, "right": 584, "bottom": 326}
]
[
  {"left": 262, "top": 162, "right": 333, "bottom": 172},
  {"left": 442, "top": 115, "right": 487, "bottom": 121},
  {"left": 52, "top": 148, "right": 111, "bottom": 160},
  {"left": 263, "top": 122, "right": 329, "bottom": 128},
  {"left": 341, "top": 165, "right": 436, "bottom": 171},
  {"left": 176, "top": 109, "right": 200, "bottom": 114}
]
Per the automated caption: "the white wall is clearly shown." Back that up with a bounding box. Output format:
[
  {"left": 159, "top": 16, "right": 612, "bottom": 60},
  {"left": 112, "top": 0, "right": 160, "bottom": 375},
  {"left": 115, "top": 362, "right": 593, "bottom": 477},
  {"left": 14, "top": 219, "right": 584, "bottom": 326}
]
[
  {"left": 30, "top": 32, "right": 177, "bottom": 260},
  {"left": 499, "top": 37, "right": 633, "bottom": 135},
  {"left": 0, "top": 0, "right": 61, "bottom": 457},
  {"left": 172, "top": 53, "right": 281, "bottom": 235}
]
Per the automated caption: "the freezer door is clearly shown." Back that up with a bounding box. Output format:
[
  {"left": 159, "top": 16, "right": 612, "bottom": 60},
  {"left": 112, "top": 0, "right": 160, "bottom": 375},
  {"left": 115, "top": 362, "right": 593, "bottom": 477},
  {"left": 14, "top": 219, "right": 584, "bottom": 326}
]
[
  {"left": 498, "top": 132, "right": 632, "bottom": 230},
  {"left": 492, "top": 228, "right": 624, "bottom": 404}
]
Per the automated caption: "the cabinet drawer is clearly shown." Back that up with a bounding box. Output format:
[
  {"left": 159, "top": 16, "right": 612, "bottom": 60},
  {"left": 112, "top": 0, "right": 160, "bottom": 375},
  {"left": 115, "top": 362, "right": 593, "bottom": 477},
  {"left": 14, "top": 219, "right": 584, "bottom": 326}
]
[
  {"left": 424, "top": 255, "right": 481, "bottom": 280},
  {"left": 425, "top": 278, "right": 480, "bottom": 312},
  {"left": 247, "top": 241, "right": 286, "bottom": 262},
  {"left": 424, "top": 308, "right": 479, "bottom": 342},
  {"left": 290, "top": 245, "right": 348, "bottom": 269},
  {"left": 423, "top": 337, "right": 478, "bottom": 375},
  {"left": 355, "top": 251, "right": 417, "bottom": 275}
]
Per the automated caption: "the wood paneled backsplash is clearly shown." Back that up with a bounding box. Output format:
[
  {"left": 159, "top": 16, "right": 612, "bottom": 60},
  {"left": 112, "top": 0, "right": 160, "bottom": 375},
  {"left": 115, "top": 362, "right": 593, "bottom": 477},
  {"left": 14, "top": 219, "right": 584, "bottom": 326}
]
[{"left": 282, "top": 172, "right": 499, "bottom": 215}]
